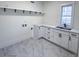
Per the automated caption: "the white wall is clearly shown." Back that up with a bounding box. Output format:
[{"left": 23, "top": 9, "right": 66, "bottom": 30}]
[
  {"left": 43, "top": 1, "right": 79, "bottom": 29},
  {"left": 43, "top": 1, "right": 60, "bottom": 26},
  {"left": 0, "top": 1, "right": 43, "bottom": 48},
  {"left": 73, "top": 2, "right": 79, "bottom": 29}
]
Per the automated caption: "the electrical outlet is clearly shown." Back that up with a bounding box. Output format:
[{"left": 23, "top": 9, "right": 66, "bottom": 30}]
[
  {"left": 22, "top": 24, "right": 24, "bottom": 27},
  {"left": 25, "top": 24, "right": 27, "bottom": 27}
]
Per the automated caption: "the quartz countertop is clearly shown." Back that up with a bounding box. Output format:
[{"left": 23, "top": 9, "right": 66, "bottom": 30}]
[{"left": 37, "top": 24, "right": 79, "bottom": 34}]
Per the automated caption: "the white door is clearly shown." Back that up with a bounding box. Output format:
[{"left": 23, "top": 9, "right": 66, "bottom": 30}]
[{"left": 69, "top": 33, "right": 79, "bottom": 53}]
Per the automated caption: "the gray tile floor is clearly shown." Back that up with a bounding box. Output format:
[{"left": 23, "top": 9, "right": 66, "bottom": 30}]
[{"left": 0, "top": 38, "right": 76, "bottom": 57}]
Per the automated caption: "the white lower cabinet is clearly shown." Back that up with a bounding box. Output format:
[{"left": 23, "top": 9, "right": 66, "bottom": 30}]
[
  {"left": 34, "top": 25, "right": 79, "bottom": 54},
  {"left": 49, "top": 28, "right": 54, "bottom": 42},
  {"left": 53, "top": 29, "right": 79, "bottom": 54},
  {"left": 45, "top": 27, "right": 50, "bottom": 40},
  {"left": 60, "top": 32, "right": 69, "bottom": 49},
  {"left": 39, "top": 26, "right": 46, "bottom": 38},
  {"left": 39, "top": 26, "right": 50, "bottom": 40},
  {"left": 39, "top": 26, "right": 43, "bottom": 38},
  {"left": 68, "top": 33, "right": 79, "bottom": 53},
  {"left": 53, "top": 30, "right": 61, "bottom": 45},
  {"left": 53, "top": 30, "right": 69, "bottom": 49},
  {"left": 60, "top": 34, "right": 69, "bottom": 49},
  {"left": 33, "top": 25, "right": 39, "bottom": 39}
]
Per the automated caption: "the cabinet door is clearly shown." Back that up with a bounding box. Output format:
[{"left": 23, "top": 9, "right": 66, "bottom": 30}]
[
  {"left": 42, "top": 27, "right": 47, "bottom": 38},
  {"left": 39, "top": 26, "right": 46, "bottom": 38},
  {"left": 33, "top": 25, "right": 39, "bottom": 39},
  {"left": 49, "top": 28, "right": 54, "bottom": 42},
  {"left": 44, "top": 27, "right": 50, "bottom": 40},
  {"left": 69, "top": 33, "right": 78, "bottom": 53},
  {"left": 53, "top": 29, "right": 69, "bottom": 49},
  {"left": 39, "top": 27, "right": 41, "bottom": 38},
  {"left": 53, "top": 30, "right": 61, "bottom": 45},
  {"left": 39, "top": 27, "right": 43, "bottom": 38},
  {"left": 60, "top": 33, "right": 69, "bottom": 49}
]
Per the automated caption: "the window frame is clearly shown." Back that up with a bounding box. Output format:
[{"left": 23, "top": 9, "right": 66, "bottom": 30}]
[{"left": 60, "top": 3, "right": 74, "bottom": 29}]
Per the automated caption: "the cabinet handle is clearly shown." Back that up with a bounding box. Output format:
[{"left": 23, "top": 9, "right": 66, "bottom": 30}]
[
  {"left": 69, "top": 36, "right": 71, "bottom": 41},
  {"left": 4, "top": 8, "right": 6, "bottom": 12},
  {"left": 31, "top": 27, "right": 33, "bottom": 30},
  {"left": 71, "top": 34, "right": 76, "bottom": 36},
  {"left": 59, "top": 33, "right": 62, "bottom": 38},
  {"left": 48, "top": 32, "right": 50, "bottom": 33}
]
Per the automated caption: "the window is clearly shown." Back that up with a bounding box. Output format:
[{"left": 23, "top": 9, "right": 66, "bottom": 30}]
[{"left": 61, "top": 4, "right": 73, "bottom": 28}]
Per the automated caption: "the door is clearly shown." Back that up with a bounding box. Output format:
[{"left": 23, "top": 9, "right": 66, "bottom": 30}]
[{"left": 68, "top": 33, "right": 79, "bottom": 53}]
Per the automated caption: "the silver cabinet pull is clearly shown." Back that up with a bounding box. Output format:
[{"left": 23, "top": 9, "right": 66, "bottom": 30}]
[
  {"left": 69, "top": 36, "right": 71, "bottom": 41},
  {"left": 59, "top": 33, "right": 62, "bottom": 38},
  {"left": 14, "top": 9, "right": 16, "bottom": 13},
  {"left": 31, "top": 27, "right": 33, "bottom": 30},
  {"left": 71, "top": 34, "right": 76, "bottom": 36},
  {"left": 4, "top": 8, "right": 6, "bottom": 12},
  {"left": 23, "top": 10, "right": 25, "bottom": 13}
]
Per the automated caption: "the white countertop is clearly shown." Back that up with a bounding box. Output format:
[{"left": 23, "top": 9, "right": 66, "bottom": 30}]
[{"left": 37, "top": 24, "right": 79, "bottom": 34}]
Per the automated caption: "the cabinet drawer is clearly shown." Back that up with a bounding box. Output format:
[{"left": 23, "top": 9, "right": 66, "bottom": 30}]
[
  {"left": 53, "top": 29, "right": 69, "bottom": 36},
  {"left": 70, "top": 33, "right": 79, "bottom": 38}
]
